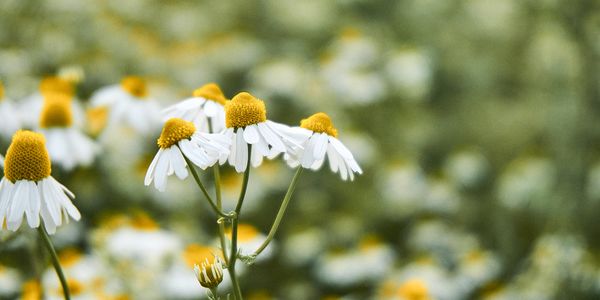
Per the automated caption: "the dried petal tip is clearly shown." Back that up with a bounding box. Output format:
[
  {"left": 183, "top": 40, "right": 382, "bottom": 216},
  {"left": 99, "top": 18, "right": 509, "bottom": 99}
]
[
  {"left": 193, "top": 83, "right": 227, "bottom": 105},
  {"left": 194, "top": 256, "right": 224, "bottom": 289},
  {"left": 4, "top": 130, "right": 51, "bottom": 182},
  {"left": 121, "top": 76, "right": 148, "bottom": 98},
  {"left": 157, "top": 118, "right": 196, "bottom": 149},
  {"left": 300, "top": 112, "right": 338, "bottom": 137},
  {"left": 40, "top": 94, "right": 73, "bottom": 128},
  {"left": 39, "top": 76, "right": 74, "bottom": 97},
  {"left": 225, "top": 92, "right": 267, "bottom": 128}
]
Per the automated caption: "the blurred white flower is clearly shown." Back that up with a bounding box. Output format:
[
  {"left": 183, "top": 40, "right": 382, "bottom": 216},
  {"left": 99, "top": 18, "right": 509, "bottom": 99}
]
[
  {"left": 385, "top": 48, "right": 433, "bottom": 102},
  {"left": 0, "top": 81, "right": 21, "bottom": 140},
  {"left": 444, "top": 149, "right": 489, "bottom": 189},
  {"left": 497, "top": 157, "right": 556, "bottom": 210},
  {"left": 0, "top": 264, "right": 21, "bottom": 298}
]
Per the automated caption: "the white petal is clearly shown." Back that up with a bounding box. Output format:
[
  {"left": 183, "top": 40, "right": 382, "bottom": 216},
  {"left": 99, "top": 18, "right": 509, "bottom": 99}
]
[
  {"left": 7, "top": 181, "right": 27, "bottom": 230},
  {"left": 327, "top": 143, "right": 339, "bottom": 173},
  {"left": 25, "top": 181, "right": 40, "bottom": 228},
  {"left": 313, "top": 133, "right": 329, "bottom": 161},
  {"left": 48, "top": 178, "right": 81, "bottom": 221},
  {"left": 301, "top": 135, "right": 318, "bottom": 168},
  {"left": 153, "top": 148, "right": 171, "bottom": 192},
  {"left": 251, "top": 146, "right": 263, "bottom": 167},
  {"left": 171, "top": 147, "right": 190, "bottom": 179},
  {"left": 329, "top": 137, "right": 354, "bottom": 160},
  {"left": 257, "top": 122, "right": 286, "bottom": 152},
  {"left": 144, "top": 149, "right": 163, "bottom": 186},
  {"left": 243, "top": 124, "right": 260, "bottom": 144},
  {"left": 235, "top": 129, "right": 248, "bottom": 172}
]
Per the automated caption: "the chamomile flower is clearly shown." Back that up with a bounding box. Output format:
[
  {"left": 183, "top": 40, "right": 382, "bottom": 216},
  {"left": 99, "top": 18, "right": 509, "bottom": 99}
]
[
  {"left": 38, "top": 94, "right": 99, "bottom": 171},
  {"left": 0, "top": 131, "right": 81, "bottom": 234},
  {"left": 90, "top": 76, "right": 161, "bottom": 136},
  {"left": 162, "top": 83, "right": 227, "bottom": 133},
  {"left": 286, "top": 112, "right": 362, "bottom": 181},
  {"left": 145, "top": 118, "right": 230, "bottom": 192},
  {"left": 20, "top": 76, "right": 85, "bottom": 129},
  {"left": 194, "top": 255, "right": 225, "bottom": 289},
  {"left": 0, "top": 81, "right": 22, "bottom": 139},
  {"left": 223, "top": 92, "right": 304, "bottom": 172}
]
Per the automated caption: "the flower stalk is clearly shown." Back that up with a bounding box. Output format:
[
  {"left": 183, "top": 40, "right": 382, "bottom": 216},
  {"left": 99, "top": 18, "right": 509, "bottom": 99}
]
[{"left": 38, "top": 226, "right": 70, "bottom": 300}]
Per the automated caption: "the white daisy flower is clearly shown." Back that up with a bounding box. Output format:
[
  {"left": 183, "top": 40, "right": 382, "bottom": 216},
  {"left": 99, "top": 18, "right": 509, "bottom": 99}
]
[
  {"left": 0, "top": 131, "right": 81, "bottom": 234},
  {"left": 223, "top": 92, "right": 305, "bottom": 172},
  {"left": 90, "top": 76, "right": 161, "bottom": 136},
  {"left": 37, "top": 94, "right": 99, "bottom": 171},
  {"left": 145, "top": 118, "right": 231, "bottom": 192},
  {"left": 0, "top": 81, "right": 21, "bottom": 140},
  {"left": 162, "top": 83, "right": 227, "bottom": 133},
  {"left": 286, "top": 112, "right": 362, "bottom": 181},
  {"left": 19, "top": 76, "right": 85, "bottom": 129}
]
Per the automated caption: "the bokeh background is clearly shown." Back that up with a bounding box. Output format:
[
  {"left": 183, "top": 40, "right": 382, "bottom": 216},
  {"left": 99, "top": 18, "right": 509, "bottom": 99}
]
[{"left": 1, "top": 0, "right": 599, "bottom": 299}]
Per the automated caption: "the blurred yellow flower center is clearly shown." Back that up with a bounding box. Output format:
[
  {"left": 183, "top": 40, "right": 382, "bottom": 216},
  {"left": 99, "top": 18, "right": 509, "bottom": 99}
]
[
  {"left": 56, "top": 278, "right": 84, "bottom": 296},
  {"left": 0, "top": 80, "right": 4, "bottom": 100},
  {"left": 226, "top": 223, "right": 259, "bottom": 242},
  {"left": 300, "top": 112, "right": 338, "bottom": 137},
  {"left": 397, "top": 279, "right": 430, "bottom": 300},
  {"left": 193, "top": 83, "right": 227, "bottom": 105},
  {"left": 39, "top": 76, "right": 74, "bottom": 97},
  {"left": 86, "top": 106, "right": 108, "bottom": 136},
  {"left": 59, "top": 248, "right": 83, "bottom": 267},
  {"left": 21, "top": 280, "right": 42, "bottom": 300},
  {"left": 359, "top": 235, "right": 383, "bottom": 251},
  {"left": 120, "top": 76, "right": 148, "bottom": 98},
  {"left": 130, "top": 212, "right": 159, "bottom": 231},
  {"left": 157, "top": 118, "right": 196, "bottom": 149},
  {"left": 225, "top": 92, "right": 266, "bottom": 128},
  {"left": 183, "top": 244, "right": 220, "bottom": 268},
  {"left": 40, "top": 95, "right": 73, "bottom": 128},
  {"left": 4, "top": 130, "right": 51, "bottom": 183}
]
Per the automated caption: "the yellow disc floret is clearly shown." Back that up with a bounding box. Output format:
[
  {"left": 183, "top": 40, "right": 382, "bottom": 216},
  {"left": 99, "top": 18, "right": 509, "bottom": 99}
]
[
  {"left": 397, "top": 278, "right": 430, "bottom": 300},
  {"left": 40, "top": 94, "right": 73, "bottom": 128},
  {"left": 4, "top": 130, "right": 52, "bottom": 182},
  {"left": 0, "top": 80, "right": 4, "bottom": 100},
  {"left": 300, "top": 112, "right": 338, "bottom": 137},
  {"left": 157, "top": 118, "right": 196, "bottom": 149},
  {"left": 121, "top": 76, "right": 148, "bottom": 98},
  {"left": 225, "top": 92, "right": 266, "bottom": 128},
  {"left": 39, "top": 76, "right": 74, "bottom": 97},
  {"left": 193, "top": 83, "right": 227, "bottom": 105},
  {"left": 183, "top": 244, "right": 221, "bottom": 268}
]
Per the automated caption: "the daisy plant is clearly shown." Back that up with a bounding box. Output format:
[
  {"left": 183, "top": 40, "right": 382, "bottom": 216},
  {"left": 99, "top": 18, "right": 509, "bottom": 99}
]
[
  {"left": 147, "top": 84, "right": 362, "bottom": 300},
  {"left": 0, "top": 130, "right": 81, "bottom": 300}
]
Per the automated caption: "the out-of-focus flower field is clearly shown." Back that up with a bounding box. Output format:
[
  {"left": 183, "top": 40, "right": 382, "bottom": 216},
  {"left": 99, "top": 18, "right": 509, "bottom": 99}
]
[{"left": 1, "top": 0, "right": 599, "bottom": 299}]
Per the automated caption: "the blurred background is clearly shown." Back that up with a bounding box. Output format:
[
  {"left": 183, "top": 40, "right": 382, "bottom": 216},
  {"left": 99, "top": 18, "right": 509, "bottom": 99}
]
[{"left": 0, "top": 0, "right": 599, "bottom": 299}]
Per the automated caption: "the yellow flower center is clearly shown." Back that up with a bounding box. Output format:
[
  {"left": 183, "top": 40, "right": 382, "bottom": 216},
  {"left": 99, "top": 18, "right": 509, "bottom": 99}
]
[
  {"left": 157, "top": 118, "right": 196, "bottom": 149},
  {"left": 226, "top": 223, "right": 259, "bottom": 243},
  {"left": 183, "top": 244, "right": 220, "bottom": 268},
  {"left": 130, "top": 211, "right": 159, "bottom": 231},
  {"left": 40, "top": 94, "right": 73, "bottom": 128},
  {"left": 397, "top": 279, "right": 430, "bottom": 300},
  {"left": 300, "top": 112, "right": 338, "bottom": 137},
  {"left": 59, "top": 248, "right": 83, "bottom": 267},
  {"left": 39, "top": 76, "right": 74, "bottom": 97},
  {"left": 4, "top": 130, "right": 52, "bottom": 183},
  {"left": 193, "top": 83, "right": 227, "bottom": 105},
  {"left": 0, "top": 80, "right": 4, "bottom": 100},
  {"left": 120, "top": 76, "right": 148, "bottom": 98},
  {"left": 21, "top": 280, "right": 42, "bottom": 300},
  {"left": 225, "top": 92, "right": 267, "bottom": 128},
  {"left": 56, "top": 278, "right": 84, "bottom": 296},
  {"left": 86, "top": 106, "right": 108, "bottom": 136}
]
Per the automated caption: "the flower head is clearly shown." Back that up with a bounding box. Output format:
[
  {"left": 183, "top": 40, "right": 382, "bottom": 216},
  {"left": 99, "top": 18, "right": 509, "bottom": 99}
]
[
  {"left": 225, "top": 92, "right": 266, "bottom": 128},
  {"left": 287, "top": 112, "right": 362, "bottom": 180},
  {"left": 0, "top": 130, "right": 80, "bottom": 233},
  {"left": 40, "top": 94, "right": 73, "bottom": 128},
  {"left": 121, "top": 76, "right": 148, "bottom": 98},
  {"left": 39, "top": 76, "right": 74, "bottom": 97},
  {"left": 193, "top": 255, "right": 224, "bottom": 289},
  {"left": 193, "top": 83, "right": 227, "bottom": 105},
  {"left": 145, "top": 118, "right": 230, "bottom": 192}
]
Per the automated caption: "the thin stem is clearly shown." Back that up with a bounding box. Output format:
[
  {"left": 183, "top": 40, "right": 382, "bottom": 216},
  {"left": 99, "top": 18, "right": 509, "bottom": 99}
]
[
  {"left": 253, "top": 167, "right": 303, "bottom": 257},
  {"left": 213, "top": 165, "right": 229, "bottom": 266},
  {"left": 38, "top": 226, "right": 70, "bottom": 300},
  {"left": 182, "top": 152, "right": 232, "bottom": 219},
  {"left": 209, "top": 287, "right": 219, "bottom": 300},
  {"left": 228, "top": 144, "right": 251, "bottom": 300}
]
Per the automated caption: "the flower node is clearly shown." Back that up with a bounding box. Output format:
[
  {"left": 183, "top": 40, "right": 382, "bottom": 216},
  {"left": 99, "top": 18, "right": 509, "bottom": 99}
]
[
  {"left": 300, "top": 112, "right": 338, "bottom": 137},
  {"left": 194, "top": 256, "right": 224, "bottom": 289},
  {"left": 157, "top": 118, "right": 196, "bottom": 149},
  {"left": 39, "top": 76, "right": 74, "bottom": 97},
  {"left": 121, "top": 76, "right": 148, "bottom": 98},
  {"left": 40, "top": 94, "right": 73, "bottom": 128},
  {"left": 4, "top": 130, "right": 52, "bottom": 182},
  {"left": 225, "top": 92, "right": 267, "bottom": 128},
  {"left": 193, "top": 83, "right": 227, "bottom": 105}
]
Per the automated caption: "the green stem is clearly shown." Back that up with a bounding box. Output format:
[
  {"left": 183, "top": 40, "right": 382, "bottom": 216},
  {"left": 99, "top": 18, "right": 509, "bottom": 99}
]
[
  {"left": 213, "top": 165, "right": 230, "bottom": 266},
  {"left": 181, "top": 151, "right": 232, "bottom": 219},
  {"left": 253, "top": 167, "right": 303, "bottom": 257},
  {"left": 228, "top": 144, "right": 251, "bottom": 300},
  {"left": 209, "top": 287, "right": 219, "bottom": 300},
  {"left": 38, "top": 226, "right": 70, "bottom": 300}
]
